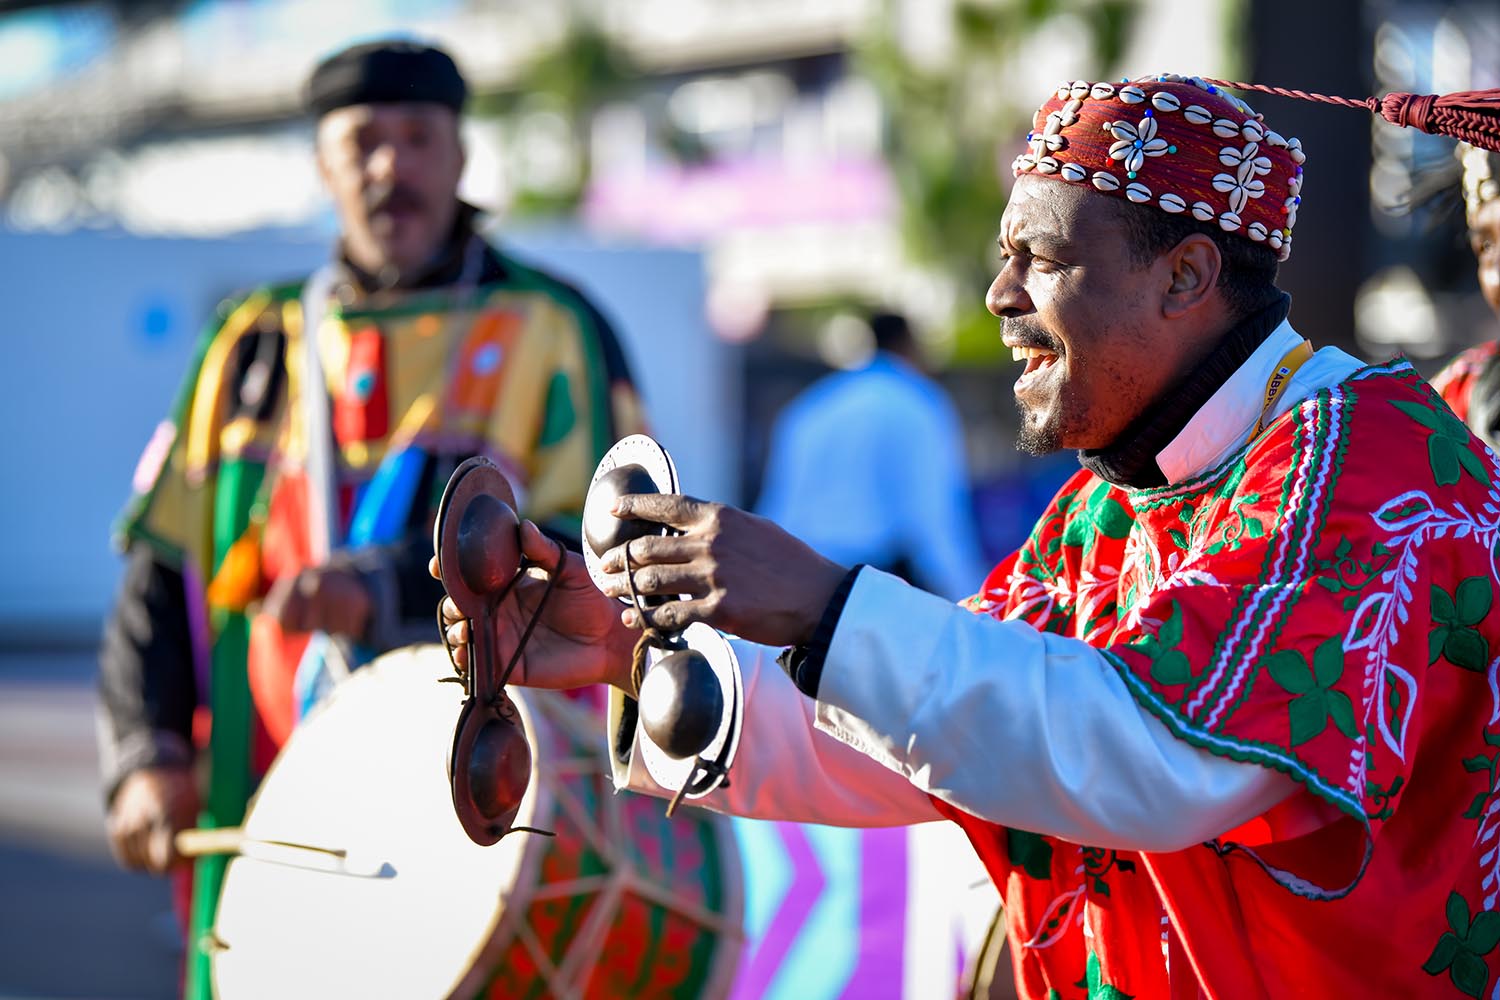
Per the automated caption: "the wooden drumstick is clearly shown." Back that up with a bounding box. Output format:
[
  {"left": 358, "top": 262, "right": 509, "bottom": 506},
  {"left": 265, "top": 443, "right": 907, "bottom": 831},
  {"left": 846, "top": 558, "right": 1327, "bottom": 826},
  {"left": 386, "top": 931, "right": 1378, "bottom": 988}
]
[
  {"left": 175, "top": 827, "right": 248, "bottom": 858},
  {"left": 174, "top": 828, "right": 392, "bottom": 878}
]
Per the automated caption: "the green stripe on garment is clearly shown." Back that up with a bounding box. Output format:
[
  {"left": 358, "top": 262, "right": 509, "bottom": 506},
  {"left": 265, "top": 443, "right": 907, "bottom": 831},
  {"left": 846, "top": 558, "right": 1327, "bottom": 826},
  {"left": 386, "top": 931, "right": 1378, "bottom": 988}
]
[{"left": 185, "top": 455, "right": 266, "bottom": 999}]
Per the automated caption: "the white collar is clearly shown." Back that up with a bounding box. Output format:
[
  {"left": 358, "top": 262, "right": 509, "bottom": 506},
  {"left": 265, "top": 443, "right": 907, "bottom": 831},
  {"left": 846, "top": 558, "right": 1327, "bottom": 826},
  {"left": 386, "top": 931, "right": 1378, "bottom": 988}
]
[{"left": 1155, "top": 320, "right": 1364, "bottom": 484}]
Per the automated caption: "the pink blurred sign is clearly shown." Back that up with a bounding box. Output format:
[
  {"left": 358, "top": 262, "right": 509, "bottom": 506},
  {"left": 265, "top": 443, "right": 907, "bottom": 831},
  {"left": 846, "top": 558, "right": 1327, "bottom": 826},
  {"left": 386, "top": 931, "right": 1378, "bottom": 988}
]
[{"left": 584, "top": 158, "right": 896, "bottom": 242}]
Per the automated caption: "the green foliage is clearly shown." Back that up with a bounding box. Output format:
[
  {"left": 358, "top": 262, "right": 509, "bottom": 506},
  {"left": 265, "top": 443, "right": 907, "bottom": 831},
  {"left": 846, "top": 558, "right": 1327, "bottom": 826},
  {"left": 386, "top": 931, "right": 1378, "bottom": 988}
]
[{"left": 854, "top": 0, "right": 1139, "bottom": 364}]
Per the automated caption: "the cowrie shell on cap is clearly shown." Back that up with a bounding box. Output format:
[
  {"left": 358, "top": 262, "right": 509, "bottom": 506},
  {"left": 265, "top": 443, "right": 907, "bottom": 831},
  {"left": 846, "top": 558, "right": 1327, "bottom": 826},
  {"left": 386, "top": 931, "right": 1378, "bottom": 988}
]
[
  {"left": 1126, "top": 182, "right": 1152, "bottom": 203},
  {"left": 1090, "top": 82, "right": 1116, "bottom": 100},
  {"left": 1151, "top": 91, "right": 1182, "bottom": 113},
  {"left": 1247, "top": 221, "right": 1269, "bottom": 241},
  {"left": 1061, "top": 162, "right": 1088, "bottom": 182},
  {"left": 1212, "top": 118, "right": 1241, "bottom": 139},
  {"left": 1092, "top": 171, "right": 1121, "bottom": 192},
  {"left": 1119, "top": 85, "right": 1146, "bottom": 104},
  {"left": 1218, "top": 210, "right": 1242, "bottom": 231},
  {"left": 1183, "top": 104, "right": 1212, "bottom": 125},
  {"left": 1242, "top": 120, "right": 1266, "bottom": 142},
  {"left": 1159, "top": 192, "right": 1186, "bottom": 213},
  {"left": 1191, "top": 200, "right": 1215, "bottom": 221}
]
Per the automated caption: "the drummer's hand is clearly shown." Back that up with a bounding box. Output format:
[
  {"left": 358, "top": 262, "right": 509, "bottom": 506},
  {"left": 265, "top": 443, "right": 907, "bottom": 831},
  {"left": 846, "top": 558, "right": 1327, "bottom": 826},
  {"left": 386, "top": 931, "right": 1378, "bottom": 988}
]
[
  {"left": 432, "top": 520, "right": 637, "bottom": 692},
  {"left": 106, "top": 765, "right": 198, "bottom": 875},
  {"left": 598, "top": 494, "right": 847, "bottom": 648},
  {"left": 261, "top": 565, "right": 372, "bottom": 639}
]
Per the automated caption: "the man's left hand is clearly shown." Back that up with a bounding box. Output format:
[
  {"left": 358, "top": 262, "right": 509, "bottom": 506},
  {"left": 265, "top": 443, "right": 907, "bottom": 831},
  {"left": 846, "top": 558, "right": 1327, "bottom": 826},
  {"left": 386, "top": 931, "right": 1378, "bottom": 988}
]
[
  {"left": 261, "top": 565, "right": 373, "bottom": 639},
  {"left": 597, "top": 494, "right": 847, "bottom": 648}
]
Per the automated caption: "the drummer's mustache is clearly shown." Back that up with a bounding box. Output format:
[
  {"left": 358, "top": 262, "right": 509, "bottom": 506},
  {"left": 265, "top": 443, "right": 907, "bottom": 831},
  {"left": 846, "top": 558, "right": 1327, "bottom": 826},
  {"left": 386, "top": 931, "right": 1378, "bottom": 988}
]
[{"left": 365, "top": 182, "right": 425, "bottom": 216}]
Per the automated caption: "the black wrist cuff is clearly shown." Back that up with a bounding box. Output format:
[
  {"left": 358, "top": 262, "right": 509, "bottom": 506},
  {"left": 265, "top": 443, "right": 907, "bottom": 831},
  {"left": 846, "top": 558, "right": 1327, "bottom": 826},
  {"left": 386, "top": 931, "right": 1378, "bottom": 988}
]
[{"left": 776, "top": 565, "right": 864, "bottom": 700}]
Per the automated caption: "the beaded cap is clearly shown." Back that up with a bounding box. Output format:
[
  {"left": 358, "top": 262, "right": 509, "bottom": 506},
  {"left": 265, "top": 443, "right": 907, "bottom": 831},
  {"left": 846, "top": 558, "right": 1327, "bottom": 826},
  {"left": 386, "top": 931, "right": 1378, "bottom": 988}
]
[{"left": 1014, "top": 74, "right": 1305, "bottom": 261}]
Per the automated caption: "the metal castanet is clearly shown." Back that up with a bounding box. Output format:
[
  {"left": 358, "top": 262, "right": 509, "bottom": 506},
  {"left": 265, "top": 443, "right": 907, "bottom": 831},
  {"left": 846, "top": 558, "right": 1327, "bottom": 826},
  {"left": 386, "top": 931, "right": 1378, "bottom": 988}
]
[
  {"left": 434, "top": 457, "right": 533, "bottom": 847},
  {"left": 583, "top": 435, "right": 744, "bottom": 813}
]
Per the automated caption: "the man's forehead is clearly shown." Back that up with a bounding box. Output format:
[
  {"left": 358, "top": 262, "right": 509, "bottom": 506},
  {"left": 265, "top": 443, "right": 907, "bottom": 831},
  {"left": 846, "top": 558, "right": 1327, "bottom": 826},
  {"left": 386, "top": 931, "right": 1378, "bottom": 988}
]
[
  {"left": 321, "top": 101, "right": 457, "bottom": 132},
  {"left": 1002, "top": 176, "right": 1116, "bottom": 242}
]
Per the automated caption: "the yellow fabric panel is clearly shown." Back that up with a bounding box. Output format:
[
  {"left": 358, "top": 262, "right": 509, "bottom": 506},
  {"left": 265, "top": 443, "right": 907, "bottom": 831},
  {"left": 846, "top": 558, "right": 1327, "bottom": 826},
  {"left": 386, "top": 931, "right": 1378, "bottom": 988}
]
[
  {"left": 484, "top": 293, "right": 554, "bottom": 468},
  {"left": 132, "top": 295, "right": 277, "bottom": 575},
  {"left": 516, "top": 298, "right": 591, "bottom": 521}
]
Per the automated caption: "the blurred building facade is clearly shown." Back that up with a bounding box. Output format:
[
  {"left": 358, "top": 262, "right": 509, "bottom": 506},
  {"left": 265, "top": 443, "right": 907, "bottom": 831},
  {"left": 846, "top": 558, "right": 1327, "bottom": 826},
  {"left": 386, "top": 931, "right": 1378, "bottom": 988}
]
[{"left": 4, "top": 0, "right": 1496, "bottom": 577}]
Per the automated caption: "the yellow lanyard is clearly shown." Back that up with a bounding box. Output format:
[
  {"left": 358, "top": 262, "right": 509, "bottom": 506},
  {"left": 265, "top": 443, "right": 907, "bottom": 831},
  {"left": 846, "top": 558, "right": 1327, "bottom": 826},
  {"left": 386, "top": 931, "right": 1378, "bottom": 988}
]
[{"left": 1249, "top": 339, "right": 1314, "bottom": 440}]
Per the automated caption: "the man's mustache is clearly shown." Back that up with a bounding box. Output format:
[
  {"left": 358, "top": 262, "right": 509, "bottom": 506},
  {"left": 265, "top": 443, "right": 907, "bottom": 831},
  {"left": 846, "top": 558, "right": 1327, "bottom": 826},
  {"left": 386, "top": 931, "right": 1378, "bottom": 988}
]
[
  {"left": 1003, "top": 318, "right": 1063, "bottom": 354},
  {"left": 365, "top": 183, "right": 425, "bottom": 216}
]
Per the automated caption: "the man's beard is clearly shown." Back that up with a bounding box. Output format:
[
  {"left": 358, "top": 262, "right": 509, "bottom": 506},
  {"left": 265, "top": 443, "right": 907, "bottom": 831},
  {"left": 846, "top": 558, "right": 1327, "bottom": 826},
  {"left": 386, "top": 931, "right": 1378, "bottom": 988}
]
[{"left": 1015, "top": 402, "right": 1063, "bottom": 456}]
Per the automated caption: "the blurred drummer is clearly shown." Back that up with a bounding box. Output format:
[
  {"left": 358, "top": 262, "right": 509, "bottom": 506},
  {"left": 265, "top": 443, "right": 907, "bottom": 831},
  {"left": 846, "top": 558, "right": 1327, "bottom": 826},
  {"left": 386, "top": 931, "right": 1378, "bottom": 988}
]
[{"left": 96, "top": 38, "right": 642, "bottom": 995}]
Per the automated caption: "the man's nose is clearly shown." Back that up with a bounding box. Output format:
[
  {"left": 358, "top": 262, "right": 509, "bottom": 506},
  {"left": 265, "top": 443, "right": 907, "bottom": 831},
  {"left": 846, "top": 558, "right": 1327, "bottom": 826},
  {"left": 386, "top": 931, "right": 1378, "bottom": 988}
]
[
  {"left": 986, "top": 262, "right": 1031, "bottom": 318},
  {"left": 367, "top": 143, "right": 400, "bottom": 183}
]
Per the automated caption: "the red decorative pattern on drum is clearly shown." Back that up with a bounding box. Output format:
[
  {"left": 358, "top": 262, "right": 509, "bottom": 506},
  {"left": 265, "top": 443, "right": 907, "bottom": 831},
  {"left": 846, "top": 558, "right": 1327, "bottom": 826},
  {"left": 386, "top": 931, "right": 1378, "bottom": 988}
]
[{"left": 475, "top": 698, "right": 740, "bottom": 998}]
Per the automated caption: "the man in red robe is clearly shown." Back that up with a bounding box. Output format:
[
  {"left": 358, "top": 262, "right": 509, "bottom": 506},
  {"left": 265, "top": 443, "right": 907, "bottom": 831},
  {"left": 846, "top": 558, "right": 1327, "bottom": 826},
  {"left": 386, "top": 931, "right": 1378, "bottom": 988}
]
[
  {"left": 447, "top": 75, "right": 1500, "bottom": 997},
  {"left": 1432, "top": 143, "right": 1500, "bottom": 441}
]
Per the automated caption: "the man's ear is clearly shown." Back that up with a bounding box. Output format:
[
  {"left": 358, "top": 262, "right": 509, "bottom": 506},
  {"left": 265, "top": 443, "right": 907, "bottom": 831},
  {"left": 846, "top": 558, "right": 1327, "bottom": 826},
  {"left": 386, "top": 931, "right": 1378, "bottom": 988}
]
[
  {"left": 313, "top": 123, "right": 334, "bottom": 190},
  {"left": 1162, "top": 234, "right": 1223, "bottom": 319}
]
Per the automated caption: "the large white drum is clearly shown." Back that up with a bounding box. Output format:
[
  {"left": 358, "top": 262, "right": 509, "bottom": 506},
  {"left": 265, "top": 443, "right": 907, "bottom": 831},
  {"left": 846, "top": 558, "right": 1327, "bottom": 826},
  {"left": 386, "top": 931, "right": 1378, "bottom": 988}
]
[{"left": 208, "top": 645, "right": 743, "bottom": 999}]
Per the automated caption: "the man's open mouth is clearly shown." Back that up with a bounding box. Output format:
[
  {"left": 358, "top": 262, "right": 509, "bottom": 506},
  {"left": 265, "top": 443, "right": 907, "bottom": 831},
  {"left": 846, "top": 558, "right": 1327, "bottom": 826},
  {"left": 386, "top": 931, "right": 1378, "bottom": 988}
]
[{"left": 1011, "top": 345, "right": 1061, "bottom": 382}]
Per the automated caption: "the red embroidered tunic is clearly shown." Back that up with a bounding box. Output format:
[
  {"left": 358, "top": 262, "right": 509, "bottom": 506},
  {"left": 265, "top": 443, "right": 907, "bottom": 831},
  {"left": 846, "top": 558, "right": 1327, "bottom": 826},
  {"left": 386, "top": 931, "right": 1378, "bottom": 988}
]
[
  {"left": 1434, "top": 340, "right": 1500, "bottom": 424},
  {"left": 941, "top": 360, "right": 1500, "bottom": 998}
]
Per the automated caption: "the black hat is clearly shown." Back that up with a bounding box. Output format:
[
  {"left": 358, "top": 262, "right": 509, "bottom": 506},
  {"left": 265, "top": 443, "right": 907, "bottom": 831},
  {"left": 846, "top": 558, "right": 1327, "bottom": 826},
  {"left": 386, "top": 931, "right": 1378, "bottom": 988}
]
[{"left": 305, "top": 40, "right": 467, "bottom": 117}]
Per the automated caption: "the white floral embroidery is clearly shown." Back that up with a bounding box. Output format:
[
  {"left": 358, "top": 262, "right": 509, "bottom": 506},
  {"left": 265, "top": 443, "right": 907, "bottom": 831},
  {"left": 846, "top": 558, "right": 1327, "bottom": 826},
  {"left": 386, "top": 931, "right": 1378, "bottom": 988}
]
[
  {"left": 1107, "top": 114, "right": 1171, "bottom": 175},
  {"left": 1212, "top": 141, "right": 1270, "bottom": 214},
  {"left": 1353, "top": 481, "right": 1500, "bottom": 760}
]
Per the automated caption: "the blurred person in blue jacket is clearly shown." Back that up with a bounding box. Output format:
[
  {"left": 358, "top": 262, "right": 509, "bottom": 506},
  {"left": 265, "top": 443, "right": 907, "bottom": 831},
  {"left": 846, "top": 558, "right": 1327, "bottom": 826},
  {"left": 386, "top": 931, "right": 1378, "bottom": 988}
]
[{"left": 756, "top": 312, "right": 986, "bottom": 600}]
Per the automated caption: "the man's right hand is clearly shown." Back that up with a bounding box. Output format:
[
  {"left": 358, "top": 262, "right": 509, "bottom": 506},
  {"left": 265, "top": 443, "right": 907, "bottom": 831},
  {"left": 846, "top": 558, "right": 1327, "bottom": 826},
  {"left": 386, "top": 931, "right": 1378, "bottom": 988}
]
[
  {"left": 432, "top": 519, "right": 639, "bottom": 693},
  {"left": 106, "top": 765, "right": 198, "bottom": 875}
]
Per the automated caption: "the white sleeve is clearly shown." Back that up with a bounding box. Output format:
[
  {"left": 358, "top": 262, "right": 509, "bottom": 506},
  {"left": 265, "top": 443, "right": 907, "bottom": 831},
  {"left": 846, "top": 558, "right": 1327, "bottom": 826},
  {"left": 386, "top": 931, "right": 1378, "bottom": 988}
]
[
  {"left": 814, "top": 569, "right": 1299, "bottom": 852},
  {"left": 607, "top": 639, "right": 942, "bottom": 827}
]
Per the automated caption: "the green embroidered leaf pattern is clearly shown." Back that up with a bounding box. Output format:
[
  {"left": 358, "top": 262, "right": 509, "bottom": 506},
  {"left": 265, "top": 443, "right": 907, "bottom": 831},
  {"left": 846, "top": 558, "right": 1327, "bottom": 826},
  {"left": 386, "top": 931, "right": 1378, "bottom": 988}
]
[
  {"left": 1063, "top": 481, "right": 1133, "bottom": 549},
  {"left": 1266, "top": 637, "right": 1354, "bottom": 746},
  {"left": 1432, "top": 577, "right": 1494, "bottom": 672},
  {"left": 1288, "top": 692, "right": 1330, "bottom": 745},
  {"left": 1458, "top": 577, "right": 1494, "bottom": 625},
  {"left": 1326, "top": 690, "right": 1359, "bottom": 739},
  {"left": 1266, "top": 650, "right": 1316, "bottom": 695},
  {"left": 1006, "top": 828, "right": 1054, "bottom": 881},
  {"left": 1392, "top": 398, "right": 1491, "bottom": 488},
  {"left": 1134, "top": 601, "right": 1193, "bottom": 686},
  {"left": 1470, "top": 912, "right": 1500, "bottom": 954},
  {"left": 1425, "top": 892, "right": 1500, "bottom": 998},
  {"left": 1084, "top": 952, "right": 1134, "bottom": 1000},
  {"left": 1426, "top": 933, "right": 1463, "bottom": 975}
]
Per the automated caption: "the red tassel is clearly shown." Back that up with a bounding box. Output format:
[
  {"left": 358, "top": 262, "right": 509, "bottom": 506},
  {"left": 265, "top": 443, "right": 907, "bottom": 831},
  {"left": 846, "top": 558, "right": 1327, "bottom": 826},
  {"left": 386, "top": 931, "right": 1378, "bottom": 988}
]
[
  {"left": 1205, "top": 79, "right": 1500, "bottom": 154},
  {"left": 1377, "top": 89, "right": 1500, "bottom": 152}
]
